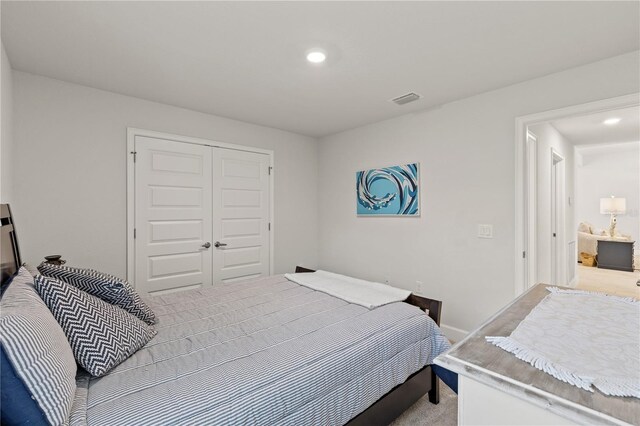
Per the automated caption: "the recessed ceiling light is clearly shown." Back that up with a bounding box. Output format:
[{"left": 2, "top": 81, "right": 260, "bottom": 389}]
[
  {"left": 603, "top": 117, "right": 621, "bottom": 125},
  {"left": 306, "top": 50, "right": 326, "bottom": 64}
]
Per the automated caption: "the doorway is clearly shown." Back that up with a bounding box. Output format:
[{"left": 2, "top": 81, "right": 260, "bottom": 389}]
[
  {"left": 127, "top": 129, "right": 274, "bottom": 294},
  {"left": 515, "top": 93, "right": 640, "bottom": 296}
]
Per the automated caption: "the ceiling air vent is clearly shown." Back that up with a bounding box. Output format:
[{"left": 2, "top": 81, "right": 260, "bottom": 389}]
[{"left": 391, "top": 92, "right": 421, "bottom": 106}]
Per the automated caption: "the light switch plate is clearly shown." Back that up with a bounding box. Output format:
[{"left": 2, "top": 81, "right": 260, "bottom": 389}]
[{"left": 478, "top": 224, "right": 493, "bottom": 238}]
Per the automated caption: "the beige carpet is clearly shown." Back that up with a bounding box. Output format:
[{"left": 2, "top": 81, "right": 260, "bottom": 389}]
[
  {"left": 575, "top": 263, "right": 640, "bottom": 299},
  {"left": 391, "top": 379, "right": 457, "bottom": 426}
]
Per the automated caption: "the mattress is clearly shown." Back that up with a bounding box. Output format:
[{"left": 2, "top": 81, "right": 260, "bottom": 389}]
[{"left": 69, "top": 275, "right": 451, "bottom": 425}]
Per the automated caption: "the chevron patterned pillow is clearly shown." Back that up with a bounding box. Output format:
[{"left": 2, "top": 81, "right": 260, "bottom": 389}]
[
  {"left": 38, "top": 263, "right": 156, "bottom": 325},
  {"left": 34, "top": 275, "right": 157, "bottom": 377}
]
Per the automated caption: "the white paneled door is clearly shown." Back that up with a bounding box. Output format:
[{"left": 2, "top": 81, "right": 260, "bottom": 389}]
[
  {"left": 134, "top": 136, "right": 213, "bottom": 294},
  {"left": 213, "top": 149, "right": 270, "bottom": 284},
  {"left": 132, "top": 134, "right": 271, "bottom": 293}
]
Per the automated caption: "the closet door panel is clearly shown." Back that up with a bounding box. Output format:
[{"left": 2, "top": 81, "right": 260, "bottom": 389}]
[
  {"left": 212, "top": 148, "right": 270, "bottom": 284},
  {"left": 134, "top": 136, "right": 213, "bottom": 294}
]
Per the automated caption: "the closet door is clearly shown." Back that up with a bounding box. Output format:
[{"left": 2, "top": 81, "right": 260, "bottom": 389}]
[
  {"left": 212, "top": 148, "right": 270, "bottom": 284},
  {"left": 134, "top": 136, "right": 213, "bottom": 294}
]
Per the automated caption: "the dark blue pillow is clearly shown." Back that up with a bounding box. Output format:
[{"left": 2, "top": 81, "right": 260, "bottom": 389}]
[
  {"left": 0, "top": 270, "right": 17, "bottom": 298},
  {"left": 0, "top": 344, "right": 48, "bottom": 425}
]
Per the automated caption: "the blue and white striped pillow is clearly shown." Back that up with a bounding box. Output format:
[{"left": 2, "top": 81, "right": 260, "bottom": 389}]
[
  {"left": 38, "top": 263, "right": 156, "bottom": 325},
  {"left": 34, "top": 275, "right": 157, "bottom": 377},
  {"left": 0, "top": 267, "right": 77, "bottom": 425}
]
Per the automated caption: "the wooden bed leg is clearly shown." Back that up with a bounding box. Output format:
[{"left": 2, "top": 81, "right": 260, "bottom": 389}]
[{"left": 428, "top": 368, "right": 440, "bottom": 404}]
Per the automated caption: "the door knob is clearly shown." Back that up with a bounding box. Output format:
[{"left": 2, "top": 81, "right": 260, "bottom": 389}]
[
  {"left": 202, "top": 242, "right": 211, "bottom": 249},
  {"left": 214, "top": 241, "right": 227, "bottom": 248}
]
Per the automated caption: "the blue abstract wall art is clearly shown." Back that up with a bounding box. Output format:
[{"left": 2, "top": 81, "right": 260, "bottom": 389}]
[{"left": 356, "top": 163, "right": 420, "bottom": 216}]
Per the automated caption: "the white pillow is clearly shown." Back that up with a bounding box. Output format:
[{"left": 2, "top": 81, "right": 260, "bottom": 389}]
[
  {"left": 577, "top": 222, "right": 592, "bottom": 233},
  {"left": 593, "top": 228, "right": 608, "bottom": 236},
  {"left": 21, "top": 262, "right": 40, "bottom": 277}
]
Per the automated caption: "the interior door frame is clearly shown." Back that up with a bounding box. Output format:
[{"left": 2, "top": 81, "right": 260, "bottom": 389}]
[
  {"left": 550, "top": 148, "right": 565, "bottom": 286},
  {"left": 126, "top": 127, "right": 275, "bottom": 286},
  {"left": 523, "top": 131, "right": 537, "bottom": 290},
  {"left": 514, "top": 92, "right": 639, "bottom": 297}
]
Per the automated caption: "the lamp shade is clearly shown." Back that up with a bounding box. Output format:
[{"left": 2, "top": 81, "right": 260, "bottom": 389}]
[{"left": 600, "top": 197, "right": 626, "bottom": 214}]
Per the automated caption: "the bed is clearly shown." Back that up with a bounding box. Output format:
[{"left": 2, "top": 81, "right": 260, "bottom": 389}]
[{"left": 1, "top": 203, "right": 451, "bottom": 425}]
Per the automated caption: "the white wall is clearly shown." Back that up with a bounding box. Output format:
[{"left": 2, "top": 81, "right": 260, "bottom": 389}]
[
  {"left": 576, "top": 142, "right": 640, "bottom": 243},
  {"left": 12, "top": 72, "right": 319, "bottom": 277},
  {"left": 529, "top": 122, "right": 575, "bottom": 286},
  {"left": 317, "top": 52, "right": 639, "bottom": 338},
  {"left": 1, "top": 42, "right": 13, "bottom": 204}
]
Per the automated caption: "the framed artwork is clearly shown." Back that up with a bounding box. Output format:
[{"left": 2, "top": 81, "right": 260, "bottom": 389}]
[{"left": 356, "top": 163, "right": 420, "bottom": 216}]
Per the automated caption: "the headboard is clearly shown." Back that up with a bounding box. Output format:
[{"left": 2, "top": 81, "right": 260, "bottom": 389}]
[
  {"left": 1, "top": 204, "right": 22, "bottom": 289},
  {"left": 294, "top": 266, "right": 442, "bottom": 326}
]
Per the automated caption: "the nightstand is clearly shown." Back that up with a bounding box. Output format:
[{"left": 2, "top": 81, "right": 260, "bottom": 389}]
[{"left": 597, "top": 240, "right": 635, "bottom": 272}]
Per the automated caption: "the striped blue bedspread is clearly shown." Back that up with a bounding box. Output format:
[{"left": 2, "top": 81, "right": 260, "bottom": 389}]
[{"left": 70, "top": 275, "right": 451, "bottom": 425}]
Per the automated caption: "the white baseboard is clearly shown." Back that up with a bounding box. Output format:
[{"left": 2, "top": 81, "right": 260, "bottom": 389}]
[
  {"left": 568, "top": 275, "right": 578, "bottom": 288},
  {"left": 440, "top": 323, "right": 468, "bottom": 343}
]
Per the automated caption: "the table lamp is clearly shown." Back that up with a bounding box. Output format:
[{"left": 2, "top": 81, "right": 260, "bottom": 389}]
[{"left": 600, "top": 196, "right": 626, "bottom": 237}]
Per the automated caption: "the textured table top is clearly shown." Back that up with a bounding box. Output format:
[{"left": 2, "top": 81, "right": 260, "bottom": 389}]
[{"left": 435, "top": 284, "right": 639, "bottom": 426}]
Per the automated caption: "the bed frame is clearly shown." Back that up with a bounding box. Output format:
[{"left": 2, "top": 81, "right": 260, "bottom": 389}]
[
  {"left": 1, "top": 204, "right": 21, "bottom": 292},
  {"left": 0, "top": 205, "right": 442, "bottom": 426},
  {"left": 294, "top": 266, "right": 442, "bottom": 425}
]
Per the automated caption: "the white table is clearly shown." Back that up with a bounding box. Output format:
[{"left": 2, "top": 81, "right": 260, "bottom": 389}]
[{"left": 435, "top": 284, "right": 639, "bottom": 426}]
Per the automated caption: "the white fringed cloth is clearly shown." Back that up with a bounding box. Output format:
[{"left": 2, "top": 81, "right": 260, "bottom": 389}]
[
  {"left": 284, "top": 270, "right": 411, "bottom": 309},
  {"left": 487, "top": 287, "right": 640, "bottom": 398}
]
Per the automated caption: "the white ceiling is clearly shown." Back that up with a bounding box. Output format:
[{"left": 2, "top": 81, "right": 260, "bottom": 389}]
[
  {"left": 2, "top": 1, "right": 639, "bottom": 137},
  {"left": 575, "top": 140, "right": 639, "bottom": 158},
  {"left": 552, "top": 106, "right": 640, "bottom": 146}
]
